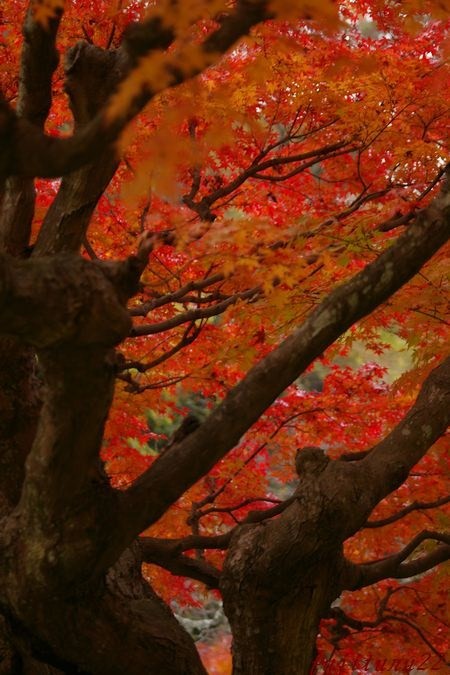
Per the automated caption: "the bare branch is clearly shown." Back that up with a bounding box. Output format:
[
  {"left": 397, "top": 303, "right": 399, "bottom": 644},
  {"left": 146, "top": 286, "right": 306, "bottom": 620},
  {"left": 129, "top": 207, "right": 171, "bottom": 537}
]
[
  {"left": 124, "top": 321, "right": 202, "bottom": 373},
  {"left": 378, "top": 164, "right": 449, "bottom": 232},
  {"left": 195, "top": 496, "right": 281, "bottom": 521},
  {"left": 345, "top": 530, "right": 450, "bottom": 590},
  {"left": 131, "top": 286, "right": 261, "bottom": 336},
  {"left": 0, "top": 1, "right": 62, "bottom": 255},
  {"left": 183, "top": 139, "right": 355, "bottom": 220},
  {"left": 365, "top": 495, "right": 450, "bottom": 528},
  {"left": 192, "top": 408, "right": 324, "bottom": 514},
  {"left": 107, "top": 178, "right": 450, "bottom": 563},
  {"left": 118, "top": 372, "right": 190, "bottom": 394},
  {"left": 130, "top": 274, "right": 225, "bottom": 317},
  {"left": 328, "top": 597, "right": 449, "bottom": 665},
  {"left": 2, "top": 2, "right": 273, "bottom": 181},
  {"left": 139, "top": 538, "right": 221, "bottom": 588}
]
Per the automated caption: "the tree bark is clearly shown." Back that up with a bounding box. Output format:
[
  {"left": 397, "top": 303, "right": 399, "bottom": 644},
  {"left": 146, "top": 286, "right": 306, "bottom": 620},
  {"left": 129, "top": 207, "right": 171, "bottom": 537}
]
[
  {"left": 220, "top": 453, "right": 343, "bottom": 674},
  {"left": 0, "top": 251, "right": 205, "bottom": 674},
  {"left": 0, "top": 3, "right": 449, "bottom": 672},
  {"left": 0, "top": 544, "right": 206, "bottom": 674},
  {"left": 0, "top": 338, "right": 39, "bottom": 518},
  {"left": 33, "top": 43, "right": 125, "bottom": 256},
  {"left": 222, "top": 524, "right": 343, "bottom": 675}
]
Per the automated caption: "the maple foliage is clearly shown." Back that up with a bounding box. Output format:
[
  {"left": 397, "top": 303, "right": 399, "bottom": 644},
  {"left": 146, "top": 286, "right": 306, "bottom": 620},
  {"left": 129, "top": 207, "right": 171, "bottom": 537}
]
[{"left": 0, "top": 1, "right": 449, "bottom": 674}]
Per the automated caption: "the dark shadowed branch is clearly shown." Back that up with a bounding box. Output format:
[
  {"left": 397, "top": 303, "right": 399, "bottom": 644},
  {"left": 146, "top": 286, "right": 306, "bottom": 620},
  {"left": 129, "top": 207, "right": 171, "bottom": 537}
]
[
  {"left": 328, "top": 589, "right": 449, "bottom": 665},
  {"left": 345, "top": 530, "right": 450, "bottom": 590},
  {"left": 139, "top": 538, "right": 221, "bottom": 588},
  {"left": 130, "top": 286, "right": 261, "bottom": 336},
  {"left": 107, "top": 172, "right": 450, "bottom": 564},
  {"left": 32, "top": 43, "right": 127, "bottom": 256},
  {"left": 1, "top": 1, "right": 273, "bottom": 182},
  {"left": 0, "top": 1, "right": 62, "bottom": 255},
  {"left": 129, "top": 273, "right": 225, "bottom": 317},
  {"left": 365, "top": 495, "right": 450, "bottom": 528}
]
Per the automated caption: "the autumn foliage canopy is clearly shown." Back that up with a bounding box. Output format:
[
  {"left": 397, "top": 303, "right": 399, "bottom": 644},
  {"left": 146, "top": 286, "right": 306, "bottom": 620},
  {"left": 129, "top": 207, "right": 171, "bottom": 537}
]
[{"left": 0, "top": 0, "right": 449, "bottom": 673}]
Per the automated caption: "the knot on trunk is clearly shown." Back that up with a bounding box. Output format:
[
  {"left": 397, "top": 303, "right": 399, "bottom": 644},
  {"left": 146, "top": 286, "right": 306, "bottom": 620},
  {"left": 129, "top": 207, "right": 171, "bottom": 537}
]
[
  {"left": 295, "top": 446, "right": 329, "bottom": 477},
  {"left": 0, "top": 254, "right": 131, "bottom": 347}
]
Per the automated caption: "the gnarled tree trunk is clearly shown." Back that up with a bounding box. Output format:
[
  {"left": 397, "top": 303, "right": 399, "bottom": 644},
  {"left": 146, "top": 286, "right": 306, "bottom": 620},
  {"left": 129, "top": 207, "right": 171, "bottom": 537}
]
[{"left": 0, "top": 2, "right": 449, "bottom": 673}]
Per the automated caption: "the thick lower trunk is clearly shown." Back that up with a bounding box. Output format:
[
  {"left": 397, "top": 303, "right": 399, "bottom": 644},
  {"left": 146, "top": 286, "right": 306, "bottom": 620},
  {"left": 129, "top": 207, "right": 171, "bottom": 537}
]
[
  {"left": 224, "top": 561, "right": 339, "bottom": 675},
  {"left": 0, "top": 337, "right": 39, "bottom": 516},
  {"left": 0, "top": 255, "right": 205, "bottom": 674},
  {"left": 0, "top": 545, "right": 206, "bottom": 674},
  {"left": 221, "top": 501, "right": 344, "bottom": 675}
]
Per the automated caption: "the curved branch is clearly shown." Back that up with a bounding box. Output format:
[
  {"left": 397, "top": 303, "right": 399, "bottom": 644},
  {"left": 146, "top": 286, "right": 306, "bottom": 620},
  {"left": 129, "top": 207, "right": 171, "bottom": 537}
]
[
  {"left": 192, "top": 408, "right": 323, "bottom": 514},
  {"left": 105, "top": 173, "right": 450, "bottom": 565},
  {"left": 378, "top": 164, "right": 448, "bottom": 232},
  {"left": 32, "top": 43, "right": 128, "bottom": 256},
  {"left": 345, "top": 530, "right": 450, "bottom": 590},
  {"left": 183, "top": 138, "right": 354, "bottom": 219},
  {"left": 353, "top": 355, "right": 450, "bottom": 510},
  {"left": 125, "top": 321, "right": 202, "bottom": 373},
  {"left": 252, "top": 145, "right": 357, "bottom": 182},
  {"left": 328, "top": 603, "right": 448, "bottom": 665},
  {"left": 2, "top": 1, "right": 272, "bottom": 181},
  {"left": 0, "top": 1, "right": 62, "bottom": 255},
  {"left": 139, "top": 538, "right": 221, "bottom": 588},
  {"left": 18, "top": 2, "right": 62, "bottom": 126},
  {"left": 130, "top": 273, "right": 225, "bottom": 317},
  {"left": 138, "top": 498, "right": 297, "bottom": 589},
  {"left": 118, "top": 372, "right": 190, "bottom": 394},
  {"left": 365, "top": 495, "right": 450, "bottom": 529},
  {"left": 131, "top": 286, "right": 260, "bottom": 336},
  {"left": 196, "top": 496, "right": 281, "bottom": 521}
]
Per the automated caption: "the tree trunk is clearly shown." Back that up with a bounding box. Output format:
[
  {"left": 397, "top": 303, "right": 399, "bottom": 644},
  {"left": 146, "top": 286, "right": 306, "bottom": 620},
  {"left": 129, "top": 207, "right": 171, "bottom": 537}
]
[
  {"left": 224, "top": 554, "right": 340, "bottom": 674},
  {"left": 0, "top": 545, "right": 206, "bottom": 674},
  {"left": 221, "top": 480, "right": 346, "bottom": 675},
  {"left": 0, "top": 338, "right": 39, "bottom": 517},
  {"left": 0, "top": 253, "right": 206, "bottom": 674}
]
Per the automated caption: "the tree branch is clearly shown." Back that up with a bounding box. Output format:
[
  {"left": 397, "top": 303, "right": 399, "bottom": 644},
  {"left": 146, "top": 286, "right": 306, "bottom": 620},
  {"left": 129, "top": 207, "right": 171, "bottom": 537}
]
[
  {"left": 183, "top": 137, "right": 354, "bottom": 220},
  {"left": 130, "top": 286, "right": 261, "bottom": 336},
  {"left": 365, "top": 495, "right": 450, "bottom": 528},
  {"left": 129, "top": 273, "right": 225, "bottom": 317},
  {"left": 33, "top": 43, "right": 127, "bottom": 256},
  {"left": 194, "top": 496, "right": 281, "bottom": 522},
  {"left": 328, "top": 594, "right": 449, "bottom": 665},
  {"left": 18, "top": 3, "right": 62, "bottom": 126},
  {"left": 345, "top": 530, "right": 450, "bottom": 590},
  {"left": 0, "top": 1, "right": 62, "bottom": 255},
  {"left": 105, "top": 171, "right": 450, "bottom": 566},
  {"left": 124, "top": 321, "right": 203, "bottom": 373},
  {"left": 139, "top": 495, "right": 297, "bottom": 584},
  {"left": 2, "top": 2, "right": 273, "bottom": 181},
  {"left": 352, "top": 356, "right": 450, "bottom": 511},
  {"left": 139, "top": 538, "right": 221, "bottom": 588},
  {"left": 191, "top": 409, "right": 323, "bottom": 515}
]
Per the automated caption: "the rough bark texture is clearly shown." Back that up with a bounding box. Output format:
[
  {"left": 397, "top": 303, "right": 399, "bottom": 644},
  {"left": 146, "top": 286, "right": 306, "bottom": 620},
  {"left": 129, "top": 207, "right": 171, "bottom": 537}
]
[
  {"left": 0, "top": 339, "right": 39, "bottom": 517},
  {"left": 221, "top": 485, "right": 345, "bottom": 675},
  {"left": 0, "top": 2, "right": 449, "bottom": 673},
  {"left": 33, "top": 43, "right": 125, "bottom": 256}
]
